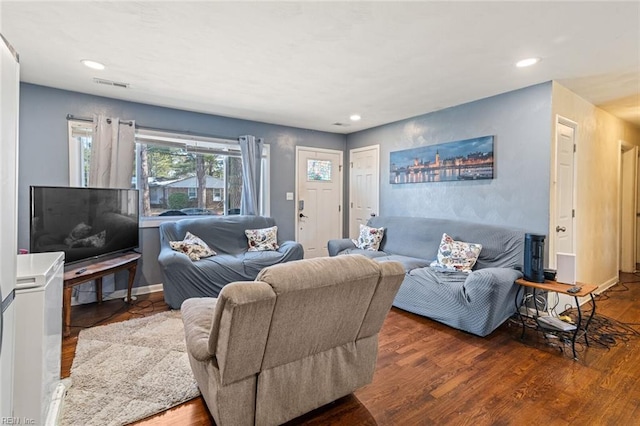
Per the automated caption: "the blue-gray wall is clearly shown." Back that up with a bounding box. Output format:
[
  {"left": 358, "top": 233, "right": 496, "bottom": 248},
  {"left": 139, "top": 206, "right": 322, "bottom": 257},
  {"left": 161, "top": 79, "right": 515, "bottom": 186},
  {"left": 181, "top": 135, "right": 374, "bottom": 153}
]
[
  {"left": 346, "top": 82, "right": 552, "bottom": 235},
  {"left": 18, "top": 83, "right": 346, "bottom": 287},
  {"left": 18, "top": 82, "right": 552, "bottom": 291}
]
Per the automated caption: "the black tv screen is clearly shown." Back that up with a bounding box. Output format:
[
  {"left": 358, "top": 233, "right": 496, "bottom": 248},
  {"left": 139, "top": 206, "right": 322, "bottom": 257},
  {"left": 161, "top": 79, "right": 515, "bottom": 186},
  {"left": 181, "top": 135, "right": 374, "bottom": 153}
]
[{"left": 30, "top": 186, "right": 139, "bottom": 265}]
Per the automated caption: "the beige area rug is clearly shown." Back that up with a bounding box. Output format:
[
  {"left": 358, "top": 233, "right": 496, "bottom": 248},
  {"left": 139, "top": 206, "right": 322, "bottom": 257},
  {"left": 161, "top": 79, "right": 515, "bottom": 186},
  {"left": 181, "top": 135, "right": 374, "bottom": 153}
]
[{"left": 61, "top": 311, "right": 201, "bottom": 426}]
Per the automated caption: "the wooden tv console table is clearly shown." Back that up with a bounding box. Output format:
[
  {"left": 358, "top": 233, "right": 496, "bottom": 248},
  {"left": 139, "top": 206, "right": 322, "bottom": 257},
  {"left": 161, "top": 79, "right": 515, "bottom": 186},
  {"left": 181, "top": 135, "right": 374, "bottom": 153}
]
[{"left": 62, "top": 252, "right": 141, "bottom": 337}]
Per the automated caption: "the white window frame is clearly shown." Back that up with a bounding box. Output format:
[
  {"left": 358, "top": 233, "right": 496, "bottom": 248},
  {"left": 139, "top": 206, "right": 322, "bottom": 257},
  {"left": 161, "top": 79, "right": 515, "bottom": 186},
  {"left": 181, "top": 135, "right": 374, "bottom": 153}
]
[{"left": 68, "top": 120, "right": 93, "bottom": 187}]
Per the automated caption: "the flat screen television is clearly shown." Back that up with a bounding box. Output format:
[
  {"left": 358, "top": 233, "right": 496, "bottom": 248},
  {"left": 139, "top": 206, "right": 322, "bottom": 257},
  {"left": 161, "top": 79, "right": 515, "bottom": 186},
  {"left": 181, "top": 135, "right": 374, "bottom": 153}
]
[{"left": 30, "top": 186, "right": 139, "bottom": 265}]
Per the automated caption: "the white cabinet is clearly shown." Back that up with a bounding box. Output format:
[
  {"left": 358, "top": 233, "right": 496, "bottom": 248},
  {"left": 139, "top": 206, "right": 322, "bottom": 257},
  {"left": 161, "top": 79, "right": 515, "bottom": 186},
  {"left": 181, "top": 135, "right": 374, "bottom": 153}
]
[{"left": 14, "top": 252, "right": 64, "bottom": 425}]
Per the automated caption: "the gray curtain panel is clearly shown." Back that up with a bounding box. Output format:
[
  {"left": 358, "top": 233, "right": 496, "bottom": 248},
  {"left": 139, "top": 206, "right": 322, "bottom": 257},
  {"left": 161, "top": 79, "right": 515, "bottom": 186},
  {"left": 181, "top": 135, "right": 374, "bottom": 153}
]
[
  {"left": 239, "top": 135, "right": 264, "bottom": 215},
  {"left": 89, "top": 114, "right": 136, "bottom": 189},
  {"left": 79, "top": 114, "right": 135, "bottom": 303}
]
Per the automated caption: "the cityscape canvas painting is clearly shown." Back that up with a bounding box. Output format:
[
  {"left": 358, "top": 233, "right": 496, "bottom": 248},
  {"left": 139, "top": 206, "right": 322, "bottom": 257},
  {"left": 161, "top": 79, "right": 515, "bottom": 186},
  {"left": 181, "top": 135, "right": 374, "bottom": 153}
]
[{"left": 390, "top": 135, "right": 494, "bottom": 184}]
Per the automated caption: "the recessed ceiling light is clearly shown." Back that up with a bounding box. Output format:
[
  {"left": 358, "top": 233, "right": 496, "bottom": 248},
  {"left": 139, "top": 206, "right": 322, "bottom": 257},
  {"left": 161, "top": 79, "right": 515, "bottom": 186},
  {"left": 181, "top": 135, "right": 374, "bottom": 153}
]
[
  {"left": 81, "top": 59, "right": 105, "bottom": 70},
  {"left": 350, "top": 114, "right": 361, "bottom": 121},
  {"left": 516, "top": 57, "right": 540, "bottom": 68}
]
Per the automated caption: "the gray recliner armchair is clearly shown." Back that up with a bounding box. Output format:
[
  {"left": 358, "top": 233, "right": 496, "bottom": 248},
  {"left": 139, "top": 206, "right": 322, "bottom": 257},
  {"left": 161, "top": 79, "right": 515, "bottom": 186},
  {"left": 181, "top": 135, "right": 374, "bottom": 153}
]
[{"left": 180, "top": 254, "right": 405, "bottom": 426}]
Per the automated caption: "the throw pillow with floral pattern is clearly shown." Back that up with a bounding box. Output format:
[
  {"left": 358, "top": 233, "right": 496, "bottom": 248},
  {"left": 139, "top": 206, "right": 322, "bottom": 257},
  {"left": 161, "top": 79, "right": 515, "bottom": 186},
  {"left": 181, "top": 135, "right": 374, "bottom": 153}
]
[
  {"left": 352, "top": 224, "right": 385, "bottom": 251},
  {"left": 170, "top": 231, "right": 217, "bottom": 261},
  {"left": 430, "top": 233, "right": 482, "bottom": 273},
  {"left": 245, "top": 226, "right": 280, "bottom": 251}
]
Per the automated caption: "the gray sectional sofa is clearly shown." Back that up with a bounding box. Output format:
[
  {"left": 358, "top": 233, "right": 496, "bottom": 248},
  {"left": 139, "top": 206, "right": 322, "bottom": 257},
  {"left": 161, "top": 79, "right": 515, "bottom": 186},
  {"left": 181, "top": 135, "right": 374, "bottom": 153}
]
[
  {"left": 158, "top": 215, "right": 304, "bottom": 309},
  {"left": 328, "top": 216, "right": 526, "bottom": 336}
]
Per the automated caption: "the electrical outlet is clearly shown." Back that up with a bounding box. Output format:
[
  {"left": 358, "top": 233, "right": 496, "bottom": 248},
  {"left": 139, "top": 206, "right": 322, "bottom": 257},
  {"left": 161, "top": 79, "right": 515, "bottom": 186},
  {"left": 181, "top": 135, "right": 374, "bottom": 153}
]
[{"left": 286, "top": 192, "right": 294, "bottom": 201}]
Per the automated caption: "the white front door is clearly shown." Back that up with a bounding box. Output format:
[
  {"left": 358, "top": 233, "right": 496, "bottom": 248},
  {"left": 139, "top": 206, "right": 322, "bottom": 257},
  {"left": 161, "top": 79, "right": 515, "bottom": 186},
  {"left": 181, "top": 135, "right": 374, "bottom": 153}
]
[
  {"left": 296, "top": 147, "right": 343, "bottom": 258},
  {"left": 349, "top": 145, "right": 379, "bottom": 239},
  {"left": 554, "top": 119, "right": 576, "bottom": 261}
]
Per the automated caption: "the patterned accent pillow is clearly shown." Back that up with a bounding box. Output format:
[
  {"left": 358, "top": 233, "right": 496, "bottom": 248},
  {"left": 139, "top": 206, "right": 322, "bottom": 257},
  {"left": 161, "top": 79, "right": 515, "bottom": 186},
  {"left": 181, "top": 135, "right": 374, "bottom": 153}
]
[
  {"left": 351, "top": 224, "right": 385, "bottom": 251},
  {"left": 170, "top": 231, "right": 217, "bottom": 261},
  {"left": 430, "top": 233, "right": 482, "bottom": 273},
  {"left": 245, "top": 226, "right": 280, "bottom": 252}
]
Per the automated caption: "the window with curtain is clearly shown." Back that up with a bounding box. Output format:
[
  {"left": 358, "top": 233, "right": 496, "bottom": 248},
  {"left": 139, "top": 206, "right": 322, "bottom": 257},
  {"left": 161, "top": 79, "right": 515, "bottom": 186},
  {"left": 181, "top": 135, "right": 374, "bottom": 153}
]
[{"left": 68, "top": 121, "right": 270, "bottom": 218}]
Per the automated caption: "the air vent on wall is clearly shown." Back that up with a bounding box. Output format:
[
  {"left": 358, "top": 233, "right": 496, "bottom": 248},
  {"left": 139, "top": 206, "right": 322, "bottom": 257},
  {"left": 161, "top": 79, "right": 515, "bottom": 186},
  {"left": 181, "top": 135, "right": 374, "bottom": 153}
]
[{"left": 93, "top": 77, "right": 129, "bottom": 88}]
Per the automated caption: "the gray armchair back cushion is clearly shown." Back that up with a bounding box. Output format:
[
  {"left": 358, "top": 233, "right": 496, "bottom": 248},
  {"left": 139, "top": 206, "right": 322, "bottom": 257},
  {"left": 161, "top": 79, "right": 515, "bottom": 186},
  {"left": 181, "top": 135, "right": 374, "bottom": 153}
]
[
  {"left": 208, "top": 282, "right": 276, "bottom": 385},
  {"left": 255, "top": 255, "right": 382, "bottom": 369}
]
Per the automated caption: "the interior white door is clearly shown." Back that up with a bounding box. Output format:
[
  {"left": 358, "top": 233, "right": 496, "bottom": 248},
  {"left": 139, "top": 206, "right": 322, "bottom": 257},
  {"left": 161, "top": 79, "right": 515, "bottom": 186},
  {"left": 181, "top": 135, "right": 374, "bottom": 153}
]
[
  {"left": 620, "top": 143, "right": 637, "bottom": 272},
  {"left": 296, "top": 147, "right": 343, "bottom": 258},
  {"left": 349, "top": 145, "right": 379, "bottom": 239},
  {"left": 636, "top": 150, "right": 640, "bottom": 264},
  {"left": 554, "top": 120, "right": 576, "bottom": 262}
]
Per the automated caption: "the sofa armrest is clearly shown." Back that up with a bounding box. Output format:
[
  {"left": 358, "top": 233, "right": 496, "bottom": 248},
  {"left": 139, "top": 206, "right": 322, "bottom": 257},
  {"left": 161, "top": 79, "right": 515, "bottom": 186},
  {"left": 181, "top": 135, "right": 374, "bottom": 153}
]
[
  {"left": 277, "top": 240, "right": 305, "bottom": 260},
  {"left": 463, "top": 267, "right": 523, "bottom": 300},
  {"left": 181, "top": 297, "right": 218, "bottom": 362},
  {"left": 158, "top": 246, "right": 193, "bottom": 269},
  {"left": 328, "top": 238, "right": 356, "bottom": 257}
]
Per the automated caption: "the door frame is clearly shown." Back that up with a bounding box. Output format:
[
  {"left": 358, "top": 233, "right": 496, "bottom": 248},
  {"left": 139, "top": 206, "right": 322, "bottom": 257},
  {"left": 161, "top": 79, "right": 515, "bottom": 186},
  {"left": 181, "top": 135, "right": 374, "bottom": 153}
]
[
  {"left": 294, "top": 146, "right": 344, "bottom": 244},
  {"left": 349, "top": 144, "right": 380, "bottom": 239},
  {"left": 549, "top": 115, "right": 578, "bottom": 269},
  {"left": 618, "top": 139, "right": 637, "bottom": 273}
]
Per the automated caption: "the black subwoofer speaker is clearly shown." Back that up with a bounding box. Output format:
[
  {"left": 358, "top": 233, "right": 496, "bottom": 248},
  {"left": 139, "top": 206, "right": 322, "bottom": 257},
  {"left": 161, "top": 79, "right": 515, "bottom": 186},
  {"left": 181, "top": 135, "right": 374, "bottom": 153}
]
[{"left": 524, "top": 233, "right": 545, "bottom": 283}]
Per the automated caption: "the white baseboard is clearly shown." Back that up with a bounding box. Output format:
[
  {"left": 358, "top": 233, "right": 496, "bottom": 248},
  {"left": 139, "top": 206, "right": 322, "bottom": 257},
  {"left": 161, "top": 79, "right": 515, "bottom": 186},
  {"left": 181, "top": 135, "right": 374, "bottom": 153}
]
[
  {"left": 45, "top": 381, "right": 67, "bottom": 426},
  {"left": 594, "top": 276, "right": 618, "bottom": 294}
]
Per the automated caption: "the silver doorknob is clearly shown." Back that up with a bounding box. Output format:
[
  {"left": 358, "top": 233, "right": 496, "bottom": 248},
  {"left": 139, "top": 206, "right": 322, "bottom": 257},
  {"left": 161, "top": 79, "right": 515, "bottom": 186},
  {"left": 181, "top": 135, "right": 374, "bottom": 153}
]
[{"left": 556, "top": 226, "right": 566, "bottom": 232}]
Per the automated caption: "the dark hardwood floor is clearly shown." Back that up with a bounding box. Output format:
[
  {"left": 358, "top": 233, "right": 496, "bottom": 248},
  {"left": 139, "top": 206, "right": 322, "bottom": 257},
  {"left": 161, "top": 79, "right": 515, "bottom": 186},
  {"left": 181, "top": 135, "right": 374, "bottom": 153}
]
[{"left": 62, "top": 273, "right": 640, "bottom": 425}]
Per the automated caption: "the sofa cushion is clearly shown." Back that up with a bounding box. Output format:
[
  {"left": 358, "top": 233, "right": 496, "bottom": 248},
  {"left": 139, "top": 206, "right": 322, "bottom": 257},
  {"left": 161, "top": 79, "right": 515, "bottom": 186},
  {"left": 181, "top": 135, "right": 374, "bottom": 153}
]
[
  {"left": 243, "top": 250, "right": 295, "bottom": 277},
  {"left": 352, "top": 224, "right": 384, "bottom": 250},
  {"left": 246, "top": 226, "right": 280, "bottom": 251},
  {"left": 430, "top": 233, "right": 482, "bottom": 273},
  {"left": 170, "top": 231, "right": 217, "bottom": 261}
]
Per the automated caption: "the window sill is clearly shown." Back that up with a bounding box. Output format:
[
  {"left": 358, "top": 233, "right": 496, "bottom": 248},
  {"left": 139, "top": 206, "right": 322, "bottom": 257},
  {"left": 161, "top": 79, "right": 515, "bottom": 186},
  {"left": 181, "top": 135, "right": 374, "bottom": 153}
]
[{"left": 139, "top": 217, "right": 181, "bottom": 228}]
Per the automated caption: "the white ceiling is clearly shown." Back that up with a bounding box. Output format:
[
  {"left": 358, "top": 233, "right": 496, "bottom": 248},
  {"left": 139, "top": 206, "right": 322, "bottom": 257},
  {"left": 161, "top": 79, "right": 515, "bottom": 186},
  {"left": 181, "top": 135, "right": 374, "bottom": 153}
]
[{"left": 2, "top": 1, "right": 639, "bottom": 134}]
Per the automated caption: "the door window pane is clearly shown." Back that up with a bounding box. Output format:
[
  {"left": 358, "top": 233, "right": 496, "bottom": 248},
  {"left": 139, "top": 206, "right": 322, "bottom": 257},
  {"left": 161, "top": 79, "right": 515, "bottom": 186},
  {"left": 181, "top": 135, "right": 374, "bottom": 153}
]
[{"left": 307, "top": 159, "right": 332, "bottom": 181}]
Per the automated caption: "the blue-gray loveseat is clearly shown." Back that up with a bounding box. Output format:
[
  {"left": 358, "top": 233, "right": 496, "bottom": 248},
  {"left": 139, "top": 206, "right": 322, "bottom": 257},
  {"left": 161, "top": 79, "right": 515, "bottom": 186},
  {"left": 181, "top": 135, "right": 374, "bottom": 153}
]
[
  {"left": 158, "top": 215, "right": 304, "bottom": 309},
  {"left": 328, "top": 216, "right": 526, "bottom": 336}
]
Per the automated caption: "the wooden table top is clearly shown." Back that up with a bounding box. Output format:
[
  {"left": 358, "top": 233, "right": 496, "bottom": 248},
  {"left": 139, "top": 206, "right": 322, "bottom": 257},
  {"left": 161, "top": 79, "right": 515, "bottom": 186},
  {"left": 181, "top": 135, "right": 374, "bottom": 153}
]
[
  {"left": 515, "top": 277, "right": 597, "bottom": 297},
  {"left": 63, "top": 252, "right": 141, "bottom": 283}
]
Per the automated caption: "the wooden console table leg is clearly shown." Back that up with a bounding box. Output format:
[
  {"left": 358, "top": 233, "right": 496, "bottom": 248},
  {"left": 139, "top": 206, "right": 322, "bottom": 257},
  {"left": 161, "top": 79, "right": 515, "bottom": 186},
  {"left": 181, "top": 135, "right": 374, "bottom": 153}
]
[
  {"left": 63, "top": 285, "right": 72, "bottom": 337},
  {"left": 126, "top": 263, "right": 137, "bottom": 304},
  {"left": 96, "top": 276, "right": 103, "bottom": 304}
]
